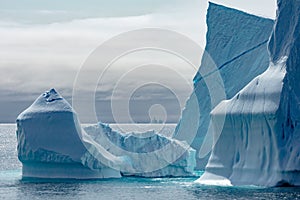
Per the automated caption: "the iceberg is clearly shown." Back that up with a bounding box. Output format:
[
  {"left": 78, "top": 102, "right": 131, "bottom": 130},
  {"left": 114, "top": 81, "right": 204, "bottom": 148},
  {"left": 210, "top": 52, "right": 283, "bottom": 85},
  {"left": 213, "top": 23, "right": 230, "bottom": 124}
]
[
  {"left": 16, "top": 89, "right": 123, "bottom": 179},
  {"left": 197, "top": 0, "right": 300, "bottom": 187},
  {"left": 174, "top": 2, "right": 274, "bottom": 169},
  {"left": 84, "top": 123, "right": 196, "bottom": 177},
  {"left": 16, "top": 89, "right": 196, "bottom": 178}
]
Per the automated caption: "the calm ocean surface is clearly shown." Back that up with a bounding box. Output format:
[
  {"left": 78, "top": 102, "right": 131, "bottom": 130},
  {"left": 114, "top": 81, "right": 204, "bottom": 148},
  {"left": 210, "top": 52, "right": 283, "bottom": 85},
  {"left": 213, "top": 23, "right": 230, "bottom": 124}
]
[{"left": 0, "top": 124, "right": 299, "bottom": 200}]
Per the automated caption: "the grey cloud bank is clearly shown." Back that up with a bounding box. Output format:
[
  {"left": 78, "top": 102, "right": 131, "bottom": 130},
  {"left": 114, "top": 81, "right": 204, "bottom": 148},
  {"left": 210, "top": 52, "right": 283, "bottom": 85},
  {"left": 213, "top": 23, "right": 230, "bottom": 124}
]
[{"left": 0, "top": 0, "right": 276, "bottom": 123}]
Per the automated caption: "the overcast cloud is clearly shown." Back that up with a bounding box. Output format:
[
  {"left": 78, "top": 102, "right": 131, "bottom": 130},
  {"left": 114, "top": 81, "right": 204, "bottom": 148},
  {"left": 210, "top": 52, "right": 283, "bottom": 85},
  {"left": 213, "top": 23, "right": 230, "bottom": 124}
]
[{"left": 0, "top": 0, "right": 276, "bottom": 123}]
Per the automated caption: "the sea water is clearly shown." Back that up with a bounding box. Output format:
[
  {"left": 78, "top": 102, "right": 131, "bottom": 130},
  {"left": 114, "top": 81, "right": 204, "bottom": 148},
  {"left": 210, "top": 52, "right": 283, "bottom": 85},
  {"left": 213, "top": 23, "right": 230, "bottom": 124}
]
[{"left": 0, "top": 124, "right": 299, "bottom": 200}]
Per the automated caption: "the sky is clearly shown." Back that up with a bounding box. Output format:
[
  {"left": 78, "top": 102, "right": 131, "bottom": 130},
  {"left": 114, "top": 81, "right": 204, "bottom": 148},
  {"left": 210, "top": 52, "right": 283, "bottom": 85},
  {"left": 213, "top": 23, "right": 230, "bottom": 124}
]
[{"left": 0, "top": 0, "right": 276, "bottom": 123}]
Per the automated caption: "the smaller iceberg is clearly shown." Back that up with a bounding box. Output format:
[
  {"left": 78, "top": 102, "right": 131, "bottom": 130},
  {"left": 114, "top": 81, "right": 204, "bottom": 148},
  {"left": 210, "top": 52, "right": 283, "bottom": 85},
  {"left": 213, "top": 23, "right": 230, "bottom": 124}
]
[
  {"left": 16, "top": 89, "right": 123, "bottom": 179},
  {"left": 16, "top": 89, "right": 196, "bottom": 179},
  {"left": 84, "top": 123, "right": 196, "bottom": 177}
]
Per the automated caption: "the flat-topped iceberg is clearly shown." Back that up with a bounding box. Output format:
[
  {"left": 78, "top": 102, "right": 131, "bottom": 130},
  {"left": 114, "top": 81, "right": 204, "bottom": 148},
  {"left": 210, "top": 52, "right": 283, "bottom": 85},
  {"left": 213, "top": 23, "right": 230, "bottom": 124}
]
[
  {"left": 197, "top": 0, "right": 300, "bottom": 187},
  {"left": 16, "top": 89, "right": 196, "bottom": 179},
  {"left": 174, "top": 2, "right": 274, "bottom": 169}
]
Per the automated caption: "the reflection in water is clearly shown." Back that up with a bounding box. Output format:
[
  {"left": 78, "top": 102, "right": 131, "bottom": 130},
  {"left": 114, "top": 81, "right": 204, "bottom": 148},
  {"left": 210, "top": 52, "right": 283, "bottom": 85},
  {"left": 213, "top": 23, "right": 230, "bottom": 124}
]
[
  {"left": 0, "top": 173, "right": 299, "bottom": 200},
  {"left": 17, "top": 180, "right": 81, "bottom": 199},
  {"left": 188, "top": 184, "right": 300, "bottom": 200}
]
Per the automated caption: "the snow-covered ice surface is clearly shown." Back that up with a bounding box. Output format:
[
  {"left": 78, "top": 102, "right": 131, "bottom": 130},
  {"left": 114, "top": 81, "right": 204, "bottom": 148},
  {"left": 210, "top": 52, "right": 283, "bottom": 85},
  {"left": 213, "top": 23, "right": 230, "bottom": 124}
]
[
  {"left": 197, "top": 0, "right": 300, "bottom": 187},
  {"left": 16, "top": 89, "right": 123, "bottom": 179},
  {"left": 16, "top": 89, "right": 196, "bottom": 179},
  {"left": 174, "top": 2, "right": 274, "bottom": 169},
  {"left": 84, "top": 123, "right": 196, "bottom": 177}
]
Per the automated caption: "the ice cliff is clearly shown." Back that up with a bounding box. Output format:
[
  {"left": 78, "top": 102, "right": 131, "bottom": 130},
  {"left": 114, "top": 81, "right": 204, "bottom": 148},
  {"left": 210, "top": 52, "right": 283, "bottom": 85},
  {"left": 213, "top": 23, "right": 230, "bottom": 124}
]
[
  {"left": 16, "top": 89, "right": 196, "bottom": 179},
  {"left": 197, "top": 0, "right": 300, "bottom": 187},
  {"left": 174, "top": 2, "right": 274, "bottom": 169}
]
